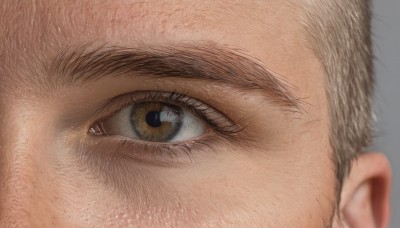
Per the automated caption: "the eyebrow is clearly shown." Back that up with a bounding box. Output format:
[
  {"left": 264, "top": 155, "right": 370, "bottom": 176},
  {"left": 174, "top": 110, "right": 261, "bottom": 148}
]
[{"left": 49, "top": 42, "right": 303, "bottom": 111}]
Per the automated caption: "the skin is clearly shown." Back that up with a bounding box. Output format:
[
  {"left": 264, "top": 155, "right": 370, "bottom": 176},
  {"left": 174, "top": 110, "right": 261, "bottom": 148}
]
[{"left": 0, "top": 0, "right": 391, "bottom": 227}]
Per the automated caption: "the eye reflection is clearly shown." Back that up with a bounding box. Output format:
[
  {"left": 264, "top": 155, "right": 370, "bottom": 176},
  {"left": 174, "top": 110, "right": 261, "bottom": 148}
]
[
  {"left": 97, "top": 101, "right": 207, "bottom": 143},
  {"left": 131, "top": 102, "right": 183, "bottom": 141}
]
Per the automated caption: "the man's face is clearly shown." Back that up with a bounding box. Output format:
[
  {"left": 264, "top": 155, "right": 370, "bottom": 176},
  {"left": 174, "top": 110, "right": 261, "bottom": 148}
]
[{"left": 0, "top": 0, "right": 336, "bottom": 227}]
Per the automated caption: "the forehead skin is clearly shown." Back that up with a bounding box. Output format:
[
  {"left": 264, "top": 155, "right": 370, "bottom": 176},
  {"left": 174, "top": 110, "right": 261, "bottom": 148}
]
[
  {"left": 0, "top": 0, "right": 334, "bottom": 227},
  {"left": 1, "top": 0, "right": 313, "bottom": 88}
]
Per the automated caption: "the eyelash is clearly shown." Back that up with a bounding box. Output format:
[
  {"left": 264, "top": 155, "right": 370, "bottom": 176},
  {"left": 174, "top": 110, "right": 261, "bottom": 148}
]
[{"left": 87, "top": 90, "right": 244, "bottom": 164}]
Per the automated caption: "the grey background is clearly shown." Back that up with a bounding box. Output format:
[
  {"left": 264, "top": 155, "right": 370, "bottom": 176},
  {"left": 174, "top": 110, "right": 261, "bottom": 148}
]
[{"left": 372, "top": 0, "right": 399, "bottom": 227}]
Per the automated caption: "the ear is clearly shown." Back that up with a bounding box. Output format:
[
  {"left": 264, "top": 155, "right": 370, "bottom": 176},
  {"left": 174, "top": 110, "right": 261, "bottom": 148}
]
[{"left": 339, "top": 152, "right": 392, "bottom": 228}]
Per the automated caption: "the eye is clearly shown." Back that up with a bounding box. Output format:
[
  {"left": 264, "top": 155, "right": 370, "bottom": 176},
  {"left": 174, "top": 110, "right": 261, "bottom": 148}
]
[
  {"left": 87, "top": 91, "right": 243, "bottom": 164},
  {"left": 92, "top": 101, "right": 207, "bottom": 142},
  {"left": 88, "top": 91, "right": 244, "bottom": 146}
]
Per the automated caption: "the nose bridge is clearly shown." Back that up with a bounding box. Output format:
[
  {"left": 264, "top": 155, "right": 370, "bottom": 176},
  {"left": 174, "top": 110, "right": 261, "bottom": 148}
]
[
  {"left": 0, "top": 146, "right": 38, "bottom": 225},
  {"left": 0, "top": 106, "right": 54, "bottom": 226}
]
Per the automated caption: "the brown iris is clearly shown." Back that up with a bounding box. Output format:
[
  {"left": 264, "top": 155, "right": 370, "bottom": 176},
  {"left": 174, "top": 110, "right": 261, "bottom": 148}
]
[{"left": 130, "top": 102, "right": 183, "bottom": 142}]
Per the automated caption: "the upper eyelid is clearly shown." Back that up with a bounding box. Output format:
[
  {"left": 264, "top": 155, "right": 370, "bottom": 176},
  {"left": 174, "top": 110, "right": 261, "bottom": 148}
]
[
  {"left": 50, "top": 43, "right": 304, "bottom": 114},
  {"left": 92, "top": 90, "right": 196, "bottom": 121}
]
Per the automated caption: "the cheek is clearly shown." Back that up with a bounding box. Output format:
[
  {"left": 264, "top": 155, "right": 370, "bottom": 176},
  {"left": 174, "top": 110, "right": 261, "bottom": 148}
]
[{"left": 53, "top": 140, "right": 335, "bottom": 227}]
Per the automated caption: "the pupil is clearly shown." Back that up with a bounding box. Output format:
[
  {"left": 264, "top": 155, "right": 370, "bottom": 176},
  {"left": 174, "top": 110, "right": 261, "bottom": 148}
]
[{"left": 146, "top": 111, "right": 162, "bottom": 128}]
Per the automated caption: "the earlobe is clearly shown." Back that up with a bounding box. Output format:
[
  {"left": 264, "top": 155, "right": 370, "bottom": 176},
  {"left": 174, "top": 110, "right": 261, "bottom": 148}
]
[{"left": 339, "top": 153, "right": 392, "bottom": 228}]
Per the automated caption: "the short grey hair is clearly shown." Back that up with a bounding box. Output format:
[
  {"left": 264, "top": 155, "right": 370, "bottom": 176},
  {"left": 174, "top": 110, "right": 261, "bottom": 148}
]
[{"left": 299, "top": 0, "right": 374, "bottom": 202}]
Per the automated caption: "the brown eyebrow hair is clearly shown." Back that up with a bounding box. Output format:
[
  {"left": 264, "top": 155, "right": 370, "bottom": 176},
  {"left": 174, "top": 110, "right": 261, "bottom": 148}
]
[{"left": 50, "top": 43, "right": 303, "bottom": 112}]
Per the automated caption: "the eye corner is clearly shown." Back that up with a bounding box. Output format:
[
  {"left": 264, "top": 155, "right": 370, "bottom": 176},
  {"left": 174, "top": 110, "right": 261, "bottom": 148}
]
[{"left": 88, "top": 122, "right": 106, "bottom": 136}]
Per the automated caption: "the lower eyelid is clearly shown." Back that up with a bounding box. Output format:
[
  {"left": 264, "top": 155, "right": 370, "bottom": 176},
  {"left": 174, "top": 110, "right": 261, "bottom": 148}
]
[{"left": 84, "top": 132, "right": 220, "bottom": 166}]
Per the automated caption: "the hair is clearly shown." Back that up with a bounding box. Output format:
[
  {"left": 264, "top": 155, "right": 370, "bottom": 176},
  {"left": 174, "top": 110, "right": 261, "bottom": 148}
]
[{"left": 298, "top": 0, "right": 374, "bottom": 201}]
